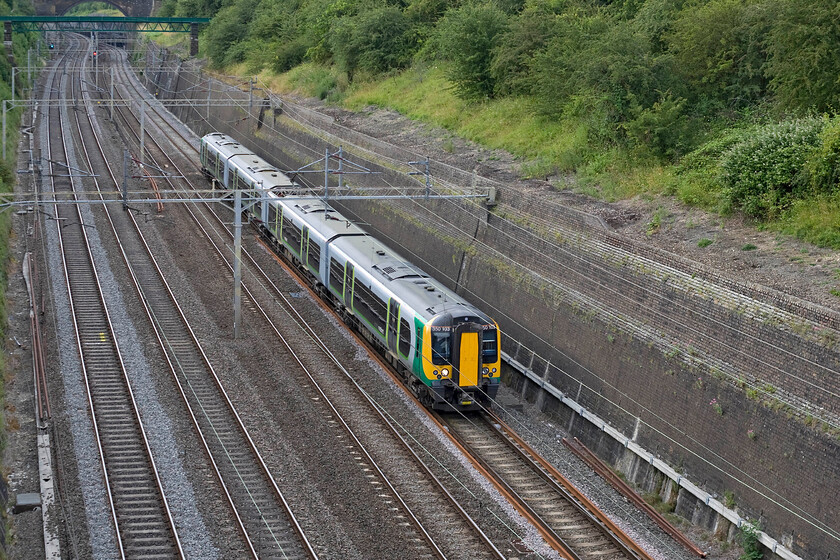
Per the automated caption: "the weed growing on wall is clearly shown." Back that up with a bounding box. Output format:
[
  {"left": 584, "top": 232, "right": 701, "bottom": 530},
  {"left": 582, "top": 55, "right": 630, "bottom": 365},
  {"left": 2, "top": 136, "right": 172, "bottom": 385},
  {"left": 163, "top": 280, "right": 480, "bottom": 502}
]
[{"left": 739, "top": 521, "right": 764, "bottom": 560}]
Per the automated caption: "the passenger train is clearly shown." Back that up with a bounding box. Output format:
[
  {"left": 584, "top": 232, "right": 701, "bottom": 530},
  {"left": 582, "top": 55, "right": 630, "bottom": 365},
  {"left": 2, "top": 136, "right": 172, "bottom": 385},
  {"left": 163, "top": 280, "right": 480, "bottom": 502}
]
[{"left": 200, "top": 133, "right": 501, "bottom": 411}]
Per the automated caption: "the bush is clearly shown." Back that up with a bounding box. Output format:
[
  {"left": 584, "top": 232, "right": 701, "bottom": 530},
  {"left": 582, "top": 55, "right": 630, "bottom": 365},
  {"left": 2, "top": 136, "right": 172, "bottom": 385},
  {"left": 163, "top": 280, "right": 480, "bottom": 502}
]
[
  {"left": 667, "top": 0, "right": 771, "bottom": 109},
  {"left": 531, "top": 14, "right": 679, "bottom": 145},
  {"left": 271, "top": 38, "right": 310, "bottom": 73},
  {"left": 330, "top": 7, "right": 414, "bottom": 79},
  {"left": 720, "top": 118, "right": 824, "bottom": 218},
  {"left": 804, "top": 116, "right": 840, "bottom": 195},
  {"left": 739, "top": 521, "right": 764, "bottom": 560},
  {"left": 203, "top": 0, "right": 260, "bottom": 67},
  {"left": 624, "top": 93, "right": 693, "bottom": 160},
  {"left": 490, "top": 4, "right": 557, "bottom": 96},
  {"left": 430, "top": 3, "right": 510, "bottom": 99},
  {"left": 766, "top": 1, "right": 840, "bottom": 114}
]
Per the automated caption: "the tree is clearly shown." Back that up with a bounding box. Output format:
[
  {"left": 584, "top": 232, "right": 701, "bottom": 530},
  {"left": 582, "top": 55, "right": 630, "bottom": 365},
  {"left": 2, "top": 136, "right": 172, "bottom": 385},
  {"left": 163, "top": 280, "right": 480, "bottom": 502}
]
[
  {"left": 431, "top": 2, "right": 510, "bottom": 100},
  {"left": 765, "top": 0, "right": 840, "bottom": 113},
  {"left": 667, "top": 0, "right": 771, "bottom": 109},
  {"left": 330, "top": 6, "right": 413, "bottom": 78},
  {"left": 490, "top": 4, "right": 556, "bottom": 96},
  {"left": 203, "top": 0, "right": 260, "bottom": 67}
]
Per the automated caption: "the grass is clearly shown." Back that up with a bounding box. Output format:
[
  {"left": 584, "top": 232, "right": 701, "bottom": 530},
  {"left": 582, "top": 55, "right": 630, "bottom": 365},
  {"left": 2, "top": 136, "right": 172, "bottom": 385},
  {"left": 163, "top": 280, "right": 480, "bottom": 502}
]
[
  {"left": 234, "top": 60, "right": 840, "bottom": 249},
  {"left": 343, "top": 67, "right": 594, "bottom": 176}
]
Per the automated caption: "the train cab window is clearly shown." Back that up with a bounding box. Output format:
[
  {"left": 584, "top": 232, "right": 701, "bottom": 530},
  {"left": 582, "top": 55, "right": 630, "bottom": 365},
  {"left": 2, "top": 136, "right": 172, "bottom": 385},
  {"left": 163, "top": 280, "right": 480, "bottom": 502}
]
[
  {"left": 482, "top": 329, "right": 498, "bottom": 362},
  {"left": 308, "top": 238, "right": 321, "bottom": 271},
  {"left": 329, "top": 258, "right": 345, "bottom": 296},
  {"left": 353, "top": 281, "right": 386, "bottom": 334},
  {"left": 399, "top": 317, "right": 412, "bottom": 357},
  {"left": 282, "top": 215, "right": 302, "bottom": 253},
  {"left": 431, "top": 330, "right": 451, "bottom": 365}
]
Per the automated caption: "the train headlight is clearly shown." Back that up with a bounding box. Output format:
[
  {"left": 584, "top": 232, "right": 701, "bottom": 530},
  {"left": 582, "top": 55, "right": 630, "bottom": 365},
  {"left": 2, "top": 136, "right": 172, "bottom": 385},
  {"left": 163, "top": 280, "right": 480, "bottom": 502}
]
[
  {"left": 492, "top": 368, "right": 497, "bottom": 373},
  {"left": 441, "top": 368, "right": 449, "bottom": 377},
  {"left": 433, "top": 370, "right": 438, "bottom": 376},
  {"left": 482, "top": 367, "right": 489, "bottom": 375}
]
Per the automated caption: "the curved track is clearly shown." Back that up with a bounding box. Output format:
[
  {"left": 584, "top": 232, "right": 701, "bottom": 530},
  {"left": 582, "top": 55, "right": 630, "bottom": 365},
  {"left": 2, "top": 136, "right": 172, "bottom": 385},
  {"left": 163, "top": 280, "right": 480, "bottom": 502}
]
[
  {"left": 66, "top": 39, "right": 318, "bottom": 560},
  {"left": 43, "top": 37, "right": 183, "bottom": 560},
  {"left": 98, "top": 43, "right": 509, "bottom": 560},
  {"left": 110, "top": 45, "right": 663, "bottom": 560}
]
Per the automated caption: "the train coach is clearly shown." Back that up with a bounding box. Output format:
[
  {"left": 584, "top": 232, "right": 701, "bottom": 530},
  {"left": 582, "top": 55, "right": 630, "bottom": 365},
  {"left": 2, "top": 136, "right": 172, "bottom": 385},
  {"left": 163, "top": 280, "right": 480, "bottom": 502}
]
[{"left": 200, "top": 132, "right": 501, "bottom": 411}]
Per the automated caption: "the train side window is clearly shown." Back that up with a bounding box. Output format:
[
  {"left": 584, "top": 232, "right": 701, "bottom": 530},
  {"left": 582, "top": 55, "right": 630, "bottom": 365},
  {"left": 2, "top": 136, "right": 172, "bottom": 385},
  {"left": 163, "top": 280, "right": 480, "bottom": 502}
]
[
  {"left": 353, "top": 280, "right": 386, "bottom": 334},
  {"left": 482, "top": 329, "right": 498, "bottom": 362},
  {"left": 308, "top": 238, "right": 320, "bottom": 271},
  {"left": 398, "top": 317, "right": 412, "bottom": 357},
  {"left": 431, "top": 331, "right": 451, "bottom": 365},
  {"left": 329, "top": 258, "right": 344, "bottom": 297},
  {"left": 282, "top": 215, "right": 302, "bottom": 254}
]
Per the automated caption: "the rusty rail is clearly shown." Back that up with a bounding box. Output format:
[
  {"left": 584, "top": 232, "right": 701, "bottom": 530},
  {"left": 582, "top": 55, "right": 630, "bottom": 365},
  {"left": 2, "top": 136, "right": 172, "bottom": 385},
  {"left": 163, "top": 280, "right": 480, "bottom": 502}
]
[
  {"left": 562, "top": 437, "right": 707, "bottom": 558},
  {"left": 23, "top": 252, "right": 51, "bottom": 423}
]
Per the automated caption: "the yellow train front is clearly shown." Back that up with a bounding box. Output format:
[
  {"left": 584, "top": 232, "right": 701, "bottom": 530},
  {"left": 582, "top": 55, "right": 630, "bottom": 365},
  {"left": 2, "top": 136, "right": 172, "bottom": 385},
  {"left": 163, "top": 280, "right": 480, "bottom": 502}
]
[{"left": 418, "top": 311, "right": 501, "bottom": 411}]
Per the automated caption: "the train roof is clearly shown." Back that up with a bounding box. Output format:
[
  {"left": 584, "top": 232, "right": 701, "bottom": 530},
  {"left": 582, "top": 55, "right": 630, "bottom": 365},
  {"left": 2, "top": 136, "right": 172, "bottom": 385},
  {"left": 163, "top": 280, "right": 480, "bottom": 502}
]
[
  {"left": 277, "top": 197, "right": 368, "bottom": 240},
  {"left": 203, "top": 135, "right": 494, "bottom": 326},
  {"left": 324, "top": 210, "right": 491, "bottom": 323},
  {"left": 203, "top": 133, "right": 295, "bottom": 190}
]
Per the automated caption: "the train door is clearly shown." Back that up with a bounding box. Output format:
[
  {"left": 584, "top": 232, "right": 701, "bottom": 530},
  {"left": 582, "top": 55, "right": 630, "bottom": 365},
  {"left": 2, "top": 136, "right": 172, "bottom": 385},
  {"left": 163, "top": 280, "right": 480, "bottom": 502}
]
[
  {"left": 452, "top": 323, "right": 482, "bottom": 388},
  {"left": 387, "top": 298, "right": 400, "bottom": 354},
  {"left": 345, "top": 263, "right": 355, "bottom": 302},
  {"left": 302, "top": 227, "right": 310, "bottom": 263}
]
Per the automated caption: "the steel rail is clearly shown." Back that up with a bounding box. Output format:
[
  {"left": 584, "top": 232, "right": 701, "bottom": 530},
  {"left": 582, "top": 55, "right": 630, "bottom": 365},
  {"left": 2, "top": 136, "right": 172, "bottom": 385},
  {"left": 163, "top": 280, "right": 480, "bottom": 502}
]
[
  {"left": 76, "top": 44, "right": 318, "bottom": 560},
  {"left": 24, "top": 252, "right": 51, "bottom": 423},
  {"left": 102, "top": 45, "right": 512, "bottom": 560},
  {"left": 563, "top": 437, "right": 706, "bottom": 557},
  {"left": 44, "top": 39, "right": 183, "bottom": 559},
  {"left": 482, "top": 410, "right": 652, "bottom": 560}
]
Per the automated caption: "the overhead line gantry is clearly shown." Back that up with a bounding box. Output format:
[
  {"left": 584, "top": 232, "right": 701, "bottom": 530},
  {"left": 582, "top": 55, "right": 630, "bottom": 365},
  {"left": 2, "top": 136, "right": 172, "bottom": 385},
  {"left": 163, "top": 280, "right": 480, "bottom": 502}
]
[{"left": 2, "top": 16, "right": 210, "bottom": 56}]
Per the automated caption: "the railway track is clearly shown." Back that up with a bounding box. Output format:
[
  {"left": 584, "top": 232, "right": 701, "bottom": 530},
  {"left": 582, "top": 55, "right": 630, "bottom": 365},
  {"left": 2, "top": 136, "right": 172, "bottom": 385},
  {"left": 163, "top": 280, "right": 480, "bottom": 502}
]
[
  {"left": 101, "top": 43, "right": 673, "bottom": 560},
  {"left": 43, "top": 38, "right": 183, "bottom": 559},
  {"left": 443, "top": 412, "right": 646, "bottom": 560},
  {"left": 65, "top": 41, "right": 318, "bottom": 559},
  {"left": 95, "top": 45, "right": 512, "bottom": 560}
]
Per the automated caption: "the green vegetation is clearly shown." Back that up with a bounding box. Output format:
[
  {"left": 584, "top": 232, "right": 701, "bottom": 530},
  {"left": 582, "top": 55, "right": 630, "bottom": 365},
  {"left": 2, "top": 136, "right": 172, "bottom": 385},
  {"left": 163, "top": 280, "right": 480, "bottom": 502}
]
[
  {"left": 739, "top": 521, "right": 764, "bottom": 559},
  {"left": 698, "top": 238, "right": 713, "bottom": 248},
  {"left": 65, "top": 2, "right": 123, "bottom": 16},
  {"left": 642, "top": 490, "right": 676, "bottom": 514},
  {"left": 723, "top": 489, "right": 736, "bottom": 508},
  {"left": 158, "top": 0, "right": 840, "bottom": 248}
]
